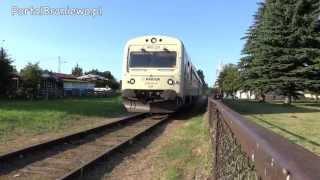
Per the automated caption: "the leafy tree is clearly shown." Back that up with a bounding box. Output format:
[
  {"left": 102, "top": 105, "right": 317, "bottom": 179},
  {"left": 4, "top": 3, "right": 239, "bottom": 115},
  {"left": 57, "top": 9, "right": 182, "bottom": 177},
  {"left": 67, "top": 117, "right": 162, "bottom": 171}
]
[
  {"left": 0, "top": 48, "right": 14, "bottom": 95},
  {"left": 240, "top": 0, "right": 320, "bottom": 104},
  {"left": 71, "top": 64, "right": 83, "bottom": 77},
  {"left": 217, "top": 64, "right": 241, "bottom": 98},
  {"left": 196, "top": 69, "right": 208, "bottom": 90},
  {"left": 20, "top": 62, "right": 42, "bottom": 99},
  {"left": 85, "top": 69, "right": 116, "bottom": 80},
  {"left": 108, "top": 79, "right": 120, "bottom": 90}
]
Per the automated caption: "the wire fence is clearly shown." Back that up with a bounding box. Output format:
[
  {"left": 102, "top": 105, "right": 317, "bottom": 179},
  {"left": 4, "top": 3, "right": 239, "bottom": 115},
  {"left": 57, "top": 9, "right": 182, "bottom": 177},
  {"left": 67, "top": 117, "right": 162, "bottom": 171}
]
[{"left": 207, "top": 98, "right": 320, "bottom": 180}]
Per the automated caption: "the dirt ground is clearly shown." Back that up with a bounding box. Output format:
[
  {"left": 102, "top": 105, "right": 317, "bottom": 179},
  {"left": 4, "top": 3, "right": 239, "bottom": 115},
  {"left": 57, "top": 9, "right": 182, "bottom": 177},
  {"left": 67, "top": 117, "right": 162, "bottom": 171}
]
[
  {"left": 104, "top": 119, "right": 185, "bottom": 180},
  {"left": 79, "top": 118, "right": 185, "bottom": 180},
  {"left": 83, "top": 99, "right": 209, "bottom": 180}
]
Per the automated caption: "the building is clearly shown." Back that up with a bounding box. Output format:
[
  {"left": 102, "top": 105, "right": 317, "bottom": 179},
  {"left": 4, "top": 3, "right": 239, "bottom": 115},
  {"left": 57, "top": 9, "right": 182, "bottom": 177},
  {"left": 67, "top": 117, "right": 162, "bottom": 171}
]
[
  {"left": 235, "top": 91, "right": 256, "bottom": 100},
  {"left": 9, "top": 73, "right": 21, "bottom": 90},
  {"left": 77, "top": 74, "right": 113, "bottom": 96},
  {"left": 52, "top": 73, "right": 95, "bottom": 97},
  {"left": 63, "top": 79, "right": 95, "bottom": 96},
  {"left": 39, "top": 72, "right": 95, "bottom": 98},
  {"left": 304, "top": 93, "right": 320, "bottom": 100},
  {"left": 40, "top": 73, "right": 63, "bottom": 98},
  {"left": 9, "top": 72, "right": 100, "bottom": 99}
]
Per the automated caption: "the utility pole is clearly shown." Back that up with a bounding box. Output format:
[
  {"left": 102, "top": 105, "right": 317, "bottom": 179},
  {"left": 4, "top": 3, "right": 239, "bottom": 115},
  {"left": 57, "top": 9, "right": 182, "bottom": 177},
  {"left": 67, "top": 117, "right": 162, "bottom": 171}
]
[{"left": 58, "top": 56, "right": 67, "bottom": 73}]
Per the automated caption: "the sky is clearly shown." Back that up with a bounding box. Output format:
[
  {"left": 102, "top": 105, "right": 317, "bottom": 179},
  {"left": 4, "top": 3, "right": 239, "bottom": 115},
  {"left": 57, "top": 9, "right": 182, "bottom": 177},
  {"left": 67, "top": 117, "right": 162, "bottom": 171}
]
[{"left": 0, "top": 0, "right": 260, "bottom": 85}]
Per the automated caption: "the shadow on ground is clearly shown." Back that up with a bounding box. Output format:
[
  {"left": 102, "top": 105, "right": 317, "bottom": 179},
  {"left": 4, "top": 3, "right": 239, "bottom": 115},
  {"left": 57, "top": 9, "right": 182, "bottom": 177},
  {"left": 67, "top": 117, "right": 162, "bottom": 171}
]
[
  {"left": 173, "top": 96, "right": 208, "bottom": 120},
  {"left": 252, "top": 115, "right": 320, "bottom": 148},
  {"left": 302, "top": 103, "right": 320, "bottom": 108},
  {"left": 223, "top": 100, "right": 320, "bottom": 115}
]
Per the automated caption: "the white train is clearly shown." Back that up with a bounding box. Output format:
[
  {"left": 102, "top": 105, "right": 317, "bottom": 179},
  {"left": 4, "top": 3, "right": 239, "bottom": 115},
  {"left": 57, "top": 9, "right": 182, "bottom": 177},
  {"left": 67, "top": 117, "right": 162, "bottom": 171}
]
[{"left": 121, "top": 35, "right": 203, "bottom": 113}]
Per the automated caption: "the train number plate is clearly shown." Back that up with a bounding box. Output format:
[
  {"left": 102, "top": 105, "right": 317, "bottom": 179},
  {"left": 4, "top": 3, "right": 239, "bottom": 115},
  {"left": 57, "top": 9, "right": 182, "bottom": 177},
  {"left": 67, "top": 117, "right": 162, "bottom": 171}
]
[{"left": 146, "top": 77, "right": 160, "bottom": 81}]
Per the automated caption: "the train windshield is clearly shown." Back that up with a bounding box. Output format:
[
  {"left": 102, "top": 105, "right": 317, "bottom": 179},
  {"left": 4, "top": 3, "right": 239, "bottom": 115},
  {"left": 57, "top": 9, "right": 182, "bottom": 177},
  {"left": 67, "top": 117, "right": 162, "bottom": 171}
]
[{"left": 129, "top": 51, "right": 177, "bottom": 68}]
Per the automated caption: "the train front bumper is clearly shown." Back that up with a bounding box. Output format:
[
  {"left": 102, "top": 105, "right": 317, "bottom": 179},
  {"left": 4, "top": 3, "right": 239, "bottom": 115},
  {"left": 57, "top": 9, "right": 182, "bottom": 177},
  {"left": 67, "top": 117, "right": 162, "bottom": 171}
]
[
  {"left": 122, "top": 98, "right": 179, "bottom": 113},
  {"left": 122, "top": 89, "right": 179, "bottom": 113}
]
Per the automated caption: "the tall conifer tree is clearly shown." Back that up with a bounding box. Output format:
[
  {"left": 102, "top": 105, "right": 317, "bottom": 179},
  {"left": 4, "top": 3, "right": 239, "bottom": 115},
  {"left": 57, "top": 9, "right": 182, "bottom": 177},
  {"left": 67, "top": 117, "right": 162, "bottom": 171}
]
[
  {"left": 241, "top": 0, "right": 320, "bottom": 104},
  {"left": 240, "top": 2, "right": 267, "bottom": 101}
]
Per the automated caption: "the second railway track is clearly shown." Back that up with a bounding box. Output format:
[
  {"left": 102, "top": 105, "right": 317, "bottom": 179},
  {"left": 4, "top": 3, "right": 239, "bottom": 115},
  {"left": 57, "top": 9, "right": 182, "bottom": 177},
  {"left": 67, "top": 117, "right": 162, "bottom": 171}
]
[{"left": 0, "top": 113, "right": 169, "bottom": 180}]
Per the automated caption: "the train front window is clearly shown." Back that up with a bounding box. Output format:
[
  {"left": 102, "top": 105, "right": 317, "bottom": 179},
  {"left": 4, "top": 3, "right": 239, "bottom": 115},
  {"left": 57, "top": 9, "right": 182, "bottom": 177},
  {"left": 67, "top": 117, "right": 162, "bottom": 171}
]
[{"left": 129, "top": 51, "right": 177, "bottom": 68}]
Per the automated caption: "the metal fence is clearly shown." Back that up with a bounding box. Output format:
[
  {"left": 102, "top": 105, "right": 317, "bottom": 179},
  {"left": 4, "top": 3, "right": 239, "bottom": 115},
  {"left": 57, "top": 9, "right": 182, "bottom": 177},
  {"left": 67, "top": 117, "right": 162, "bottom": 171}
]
[{"left": 208, "top": 98, "right": 320, "bottom": 180}]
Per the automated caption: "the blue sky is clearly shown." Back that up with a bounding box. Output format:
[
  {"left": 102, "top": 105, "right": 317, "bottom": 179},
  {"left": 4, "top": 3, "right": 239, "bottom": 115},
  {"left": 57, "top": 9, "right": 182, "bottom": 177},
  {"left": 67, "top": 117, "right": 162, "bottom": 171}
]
[{"left": 0, "top": 0, "right": 260, "bottom": 85}]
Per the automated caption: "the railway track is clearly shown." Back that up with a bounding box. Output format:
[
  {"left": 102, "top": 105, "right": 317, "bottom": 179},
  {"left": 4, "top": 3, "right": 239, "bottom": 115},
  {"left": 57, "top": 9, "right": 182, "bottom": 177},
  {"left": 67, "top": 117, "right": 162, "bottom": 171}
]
[{"left": 0, "top": 113, "right": 169, "bottom": 180}]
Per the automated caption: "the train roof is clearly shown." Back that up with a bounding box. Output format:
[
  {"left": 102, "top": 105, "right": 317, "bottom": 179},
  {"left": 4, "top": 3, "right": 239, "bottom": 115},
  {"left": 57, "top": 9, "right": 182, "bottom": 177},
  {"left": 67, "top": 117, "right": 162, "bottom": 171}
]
[{"left": 125, "top": 35, "right": 184, "bottom": 46}]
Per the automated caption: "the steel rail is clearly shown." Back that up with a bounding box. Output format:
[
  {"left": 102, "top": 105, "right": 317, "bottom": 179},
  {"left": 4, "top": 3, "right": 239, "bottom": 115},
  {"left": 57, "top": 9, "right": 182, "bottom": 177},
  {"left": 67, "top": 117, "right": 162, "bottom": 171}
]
[
  {"left": 0, "top": 113, "right": 145, "bottom": 163},
  {"left": 0, "top": 113, "right": 167, "bottom": 179},
  {"left": 60, "top": 114, "right": 168, "bottom": 180},
  {"left": 209, "top": 98, "right": 320, "bottom": 180}
]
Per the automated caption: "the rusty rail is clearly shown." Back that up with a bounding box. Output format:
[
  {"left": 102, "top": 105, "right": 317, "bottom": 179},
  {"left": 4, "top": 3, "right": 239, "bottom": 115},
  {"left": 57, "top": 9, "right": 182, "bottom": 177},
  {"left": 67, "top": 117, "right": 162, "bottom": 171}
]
[{"left": 208, "top": 98, "right": 320, "bottom": 180}]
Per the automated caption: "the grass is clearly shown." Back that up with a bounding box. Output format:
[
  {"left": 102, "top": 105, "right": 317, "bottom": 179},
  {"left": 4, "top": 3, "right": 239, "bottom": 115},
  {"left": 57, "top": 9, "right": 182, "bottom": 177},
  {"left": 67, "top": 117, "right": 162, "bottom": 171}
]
[
  {"left": 224, "top": 100, "right": 320, "bottom": 155},
  {"left": 156, "top": 114, "right": 212, "bottom": 180},
  {"left": 0, "top": 96, "right": 127, "bottom": 142}
]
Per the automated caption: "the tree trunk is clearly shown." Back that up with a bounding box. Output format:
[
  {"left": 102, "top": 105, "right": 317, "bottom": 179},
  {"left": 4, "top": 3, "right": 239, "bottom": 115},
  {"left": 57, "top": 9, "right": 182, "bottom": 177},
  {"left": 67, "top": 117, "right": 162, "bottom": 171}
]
[
  {"left": 258, "top": 90, "right": 265, "bottom": 103},
  {"left": 284, "top": 95, "right": 292, "bottom": 105},
  {"left": 261, "top": 94, "right": 266, "bottom": 102}
]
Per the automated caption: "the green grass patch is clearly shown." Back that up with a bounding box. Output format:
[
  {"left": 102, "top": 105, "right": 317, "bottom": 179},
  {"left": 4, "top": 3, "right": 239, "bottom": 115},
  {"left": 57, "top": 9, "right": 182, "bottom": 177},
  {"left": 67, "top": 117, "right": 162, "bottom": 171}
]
[
  {"left": 0, "top": 96, "right": 127, "bottom": 142},
  {"left": 224, "top": 100, "right": 320, "bottom": 155},
  {"left": 157, "top": 114, "right": 212, "bottom": 180}
]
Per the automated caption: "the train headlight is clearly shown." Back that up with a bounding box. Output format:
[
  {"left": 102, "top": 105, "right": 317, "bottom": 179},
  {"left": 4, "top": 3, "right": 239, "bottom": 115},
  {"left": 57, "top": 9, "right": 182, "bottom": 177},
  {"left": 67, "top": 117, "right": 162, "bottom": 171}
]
[
  {"left": 129, "top": 78, "right": 135, "bottom": 84},
  {"left": 167, "top": 79, "right": 174, "bottom": 85},
  {"left": 151, "top": 38, "right": 157, "bottom": 43}
]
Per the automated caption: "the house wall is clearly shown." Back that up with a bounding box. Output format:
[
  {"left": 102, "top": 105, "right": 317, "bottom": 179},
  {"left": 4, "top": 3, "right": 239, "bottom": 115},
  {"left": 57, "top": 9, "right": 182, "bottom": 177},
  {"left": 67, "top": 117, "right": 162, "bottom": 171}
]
[
  {"left": 304, "top": 93, "right": 320, "bottom": 100},
  {"left": 235, "top": 91, "right": 256, "bottom": 100},
  {"left": 63, "top": 81, "right": 95, "bottom": 96},
  {"left": 39, "top": 78, "right": 63, "bottom": 98}
]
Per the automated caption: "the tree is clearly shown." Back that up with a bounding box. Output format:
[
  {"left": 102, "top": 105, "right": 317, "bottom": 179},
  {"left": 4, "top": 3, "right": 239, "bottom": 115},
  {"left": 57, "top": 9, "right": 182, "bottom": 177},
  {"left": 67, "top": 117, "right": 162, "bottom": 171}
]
[
  {"left": 217, "top": 64, "right": 241, "bottom": 98},
  {"left": 239, "top": 2, "right": 269, "bottom": 102},
  {"left": 108, "top": 79, "right": 120, "bottom": 90},
  {"left": 85, "top": 69, "right": 116, "bottom": 80},
  {"left": 20, "top": 62, "right": 42, "bottom": 99},
  {"left": 71, "top": 64, "right": 83, "bottom": 77},
  {"left": 298, "top": 0, "right": 320, "bottom": 100},
  {"left": 197, "top": 69, "right": 208, "bottom": 89},
  {"left": 240, "top": 0, "right": 320, "bottom": 104},
  {"left": 0, "top": 48, "right": 14, "bottom": 95}
]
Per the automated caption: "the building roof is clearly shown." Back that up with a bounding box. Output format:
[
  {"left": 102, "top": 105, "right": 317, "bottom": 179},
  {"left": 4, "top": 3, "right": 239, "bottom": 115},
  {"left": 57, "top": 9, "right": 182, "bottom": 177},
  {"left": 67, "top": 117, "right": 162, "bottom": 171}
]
[
  {"left": 77, "top": 74, "right": 107, "bottom": 81},
  {"left": 9, "top": 73, "right": 21, "bottom": 78},
  {"left": 63, "top": 79, "right": 94, "bottom": 83},
  {"left": 52, "top": 73, "right": 77, "bottom": 80}
]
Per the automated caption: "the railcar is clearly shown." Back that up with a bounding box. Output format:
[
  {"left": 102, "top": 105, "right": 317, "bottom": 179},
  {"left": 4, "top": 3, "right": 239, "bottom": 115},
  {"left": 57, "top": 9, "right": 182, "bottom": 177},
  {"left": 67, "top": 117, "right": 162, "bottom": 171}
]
[{"left": 121, "top": 35, "right": 203, "bottom": 113}]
